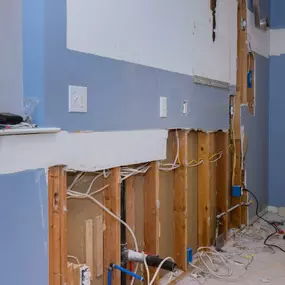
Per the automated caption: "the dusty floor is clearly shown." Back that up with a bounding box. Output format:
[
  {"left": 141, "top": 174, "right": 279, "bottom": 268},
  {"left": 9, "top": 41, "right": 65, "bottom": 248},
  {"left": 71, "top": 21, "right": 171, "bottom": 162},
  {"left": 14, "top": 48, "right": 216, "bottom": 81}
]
[{"left": 176, "top": 213, "right": 285, "bottom": 285}]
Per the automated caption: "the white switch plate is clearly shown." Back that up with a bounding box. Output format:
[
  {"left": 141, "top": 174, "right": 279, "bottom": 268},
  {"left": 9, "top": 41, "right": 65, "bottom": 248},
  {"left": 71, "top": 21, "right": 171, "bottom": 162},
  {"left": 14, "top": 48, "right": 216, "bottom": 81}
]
[
  {"left": 160, "top": 97, "right": 167, "bottom": 118},
  {"left": 69, "top": 85, "right": 88, "bottom": 113}
]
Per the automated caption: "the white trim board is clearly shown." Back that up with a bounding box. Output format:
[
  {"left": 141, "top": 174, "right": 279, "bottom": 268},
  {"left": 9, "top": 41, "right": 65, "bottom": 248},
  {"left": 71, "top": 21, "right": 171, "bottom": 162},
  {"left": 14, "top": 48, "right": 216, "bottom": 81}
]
[{"left": 0, "top": 130, "right": 168, "bottom": 174}]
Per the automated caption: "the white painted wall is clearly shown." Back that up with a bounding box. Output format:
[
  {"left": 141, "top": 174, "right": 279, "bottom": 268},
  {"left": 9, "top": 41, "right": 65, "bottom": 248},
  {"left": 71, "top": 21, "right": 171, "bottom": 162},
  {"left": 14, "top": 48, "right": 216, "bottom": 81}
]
[
  {"left": 67, "top": 0, "right": 237, "bottom": 85},
  {"left": 247, "top": 10, "right": 270, "bottom": 58},
  {"left": 0, "top": 0, "right": 23, "bottom": 115},
  {"left": 0, "top": 130, "right": 168, "bottom": 174},
  {"left": 270, "top": 29, "right": 285, "bottom": 56}
]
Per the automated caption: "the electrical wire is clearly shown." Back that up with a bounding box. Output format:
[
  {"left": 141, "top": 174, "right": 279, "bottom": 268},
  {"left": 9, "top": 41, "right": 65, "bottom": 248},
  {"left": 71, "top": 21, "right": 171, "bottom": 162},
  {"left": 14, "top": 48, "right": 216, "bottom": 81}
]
[
  {"left": 209, "top": 151, "right": 223, "bottom": 163},
  {"left": 189, "top": 247, "right": 252, "bottom": 281},
  {"left": 68, "top": 255, "right": 80, "bottom": 264},
  {"left": 243, "top": 188, "right": 285, "bottom": 253},
  {"left": 188, "top": 159, "right": 204, "bottom": 167},
  {"left": 159, "top": 130, "right": 180, "bottom": 172},
  {"left": 121, "top": 163, "right": 150, "bottom": 181}
]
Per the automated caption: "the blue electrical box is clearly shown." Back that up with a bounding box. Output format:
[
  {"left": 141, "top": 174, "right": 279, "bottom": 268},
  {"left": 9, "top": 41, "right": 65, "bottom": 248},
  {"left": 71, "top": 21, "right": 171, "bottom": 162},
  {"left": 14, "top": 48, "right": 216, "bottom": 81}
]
[
  {"left": 187, "top": 248, "right": 193, "bottom": 263},
  {"left": 232, "top": 185, "right": 242, "bottom": 197},
  {"left": 247, "top": 70, "right": 253, "bottom": 88}
]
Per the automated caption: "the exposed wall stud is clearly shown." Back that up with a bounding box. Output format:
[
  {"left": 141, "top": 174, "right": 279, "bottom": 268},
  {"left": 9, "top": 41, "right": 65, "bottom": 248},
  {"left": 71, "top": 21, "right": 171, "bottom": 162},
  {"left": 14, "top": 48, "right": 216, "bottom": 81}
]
[
  {"left": 126, "top": 176, "right": 136, "bottom": 250},
  {"left": 85, "top": 219, "right": 94, "bottom": 280},
  {"left": 173, "top": 130, "right": 188, "bottom": 270},
  {"left": 215, "top": 132, "right": 229, "bottom": 239},
  {"left": 144, "top": 161, "right": 160, "bottom": 284},
  {"left": 197, "top": 132, "right": 211, "bottom": 247},
  {"left": 104, "top": 168, "right": 121, "bottom": 285},
  {"left": 48, "top": 166, "right": 67, "bottom": 285}
]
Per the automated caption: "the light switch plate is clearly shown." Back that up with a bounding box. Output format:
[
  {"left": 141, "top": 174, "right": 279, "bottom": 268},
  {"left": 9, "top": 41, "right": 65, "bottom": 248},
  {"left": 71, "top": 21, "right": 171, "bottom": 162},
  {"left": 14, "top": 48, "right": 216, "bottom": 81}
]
[
  {"left": 69, "top": 85, "right": 88, "bottom": 113},
  {"left": 160, "top": 97, "right": 167, "bottom": 118}
]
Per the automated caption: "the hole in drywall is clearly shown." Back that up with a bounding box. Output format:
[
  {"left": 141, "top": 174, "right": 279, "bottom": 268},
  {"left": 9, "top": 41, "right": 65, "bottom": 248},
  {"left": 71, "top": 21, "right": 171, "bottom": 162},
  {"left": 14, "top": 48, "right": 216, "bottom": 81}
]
[{"left": 211, "top": 0, "right": 217, "bottom": 42}]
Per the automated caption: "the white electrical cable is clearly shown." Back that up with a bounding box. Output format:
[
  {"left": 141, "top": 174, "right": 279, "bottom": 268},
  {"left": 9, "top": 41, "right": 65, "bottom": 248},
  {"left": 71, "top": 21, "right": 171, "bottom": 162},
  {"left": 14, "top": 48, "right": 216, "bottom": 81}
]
[
  {"left": 188, "top": 159, "right": 204, "bottom": 167},
  {"left": 68, "top": 255, "right": 80, "bottom": 265},
  {"left": 121, "top": 163, "right": 151, "bottom": 181},
  {"left": 160, "top": 130, "right": 180, "bottom": 172},
  {"left": 209, "top": 151, "right": 223, "bottom": 163},
  {"left": 149, "top": 257, "right": 174, "bottom": 285},
  {"left": 189, "top": 247, "right": 252, "bottom": 282}
]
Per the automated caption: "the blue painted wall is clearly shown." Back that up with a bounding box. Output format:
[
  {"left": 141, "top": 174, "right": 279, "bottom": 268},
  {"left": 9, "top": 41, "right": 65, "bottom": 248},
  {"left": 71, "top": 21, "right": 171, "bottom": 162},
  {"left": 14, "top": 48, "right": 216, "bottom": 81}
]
[
  {"left": 242, "top": 54, "right": 269, "bottom": 216},
  {"left": 247, "top": 0, "right": 270, "bottom": 18},
  {"left": 22, "top": 0, "right": 45, "bottom": 125},
  {"left": 0, "top": 0, "right": 23, "bottom": 115},
  {"left": 268, "top": 0, "right": 285, "bottom": 206},
  {"left": 21, "top": 0, "right": 231, "bottom": 132},
  {"left": 270, "top": 0, "right": 285, "bottom": 29},
  {"left": 0, "top": 169, "right": 48, "bottom": 285},
  {"left": 269, "top": 55, "right": 285, "bottom": 206}
]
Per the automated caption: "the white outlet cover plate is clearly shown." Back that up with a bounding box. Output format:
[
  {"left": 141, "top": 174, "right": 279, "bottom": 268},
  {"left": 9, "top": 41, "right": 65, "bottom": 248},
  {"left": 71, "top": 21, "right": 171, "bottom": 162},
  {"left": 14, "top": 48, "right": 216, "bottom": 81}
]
[{"left": 69, "top": 85, "right": 88, "bottom": 113}]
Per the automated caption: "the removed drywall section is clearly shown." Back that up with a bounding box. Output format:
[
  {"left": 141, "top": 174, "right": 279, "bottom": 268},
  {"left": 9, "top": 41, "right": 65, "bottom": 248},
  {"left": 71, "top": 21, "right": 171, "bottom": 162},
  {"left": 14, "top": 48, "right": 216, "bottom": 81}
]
[
  {"left": 67, "top": 173, "right": 105, "bottom": 285},
  {"left": 241, "top": 54, "right": 269, "bottom": 217},
  {"left": 0, "top": 169, "right": 48, "bottom": 285},
  {"left": 0, "top": 0, "right": 23, "bottom": 115}
]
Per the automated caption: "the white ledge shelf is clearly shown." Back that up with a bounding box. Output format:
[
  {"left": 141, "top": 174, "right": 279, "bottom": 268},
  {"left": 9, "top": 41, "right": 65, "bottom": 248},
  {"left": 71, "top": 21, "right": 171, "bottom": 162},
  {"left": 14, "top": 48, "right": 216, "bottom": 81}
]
[
  {"left": 0, "top": 129, "right": 168, "bottom": 174},
  {"left": 0, "top": 127, "right": 61, "bottom": 136}
]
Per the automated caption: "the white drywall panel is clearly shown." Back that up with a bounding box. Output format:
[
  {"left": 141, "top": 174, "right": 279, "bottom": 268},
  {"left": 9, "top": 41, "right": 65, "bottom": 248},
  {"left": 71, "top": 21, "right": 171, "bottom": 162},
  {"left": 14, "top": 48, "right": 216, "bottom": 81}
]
[
  {"left": 192, "top": 0, "right": 237, "bottom": 85},
  {"left": 270, "top": 29, "right": 285, "bottom": 56},
  {"left": 67, "top": 0, "right": 237, "bottom": 84},
  {"left": 247, "top": 10, "right": 270, "bottom": 58},
  {"left": 67, "top": 0, "right": 194, "bottom": 76},
  {"left": 0, "top": 130, "right": 168, "bottom": 174},
  {"left": 0, "top": 0, "right": 23, "bottom": 115}
]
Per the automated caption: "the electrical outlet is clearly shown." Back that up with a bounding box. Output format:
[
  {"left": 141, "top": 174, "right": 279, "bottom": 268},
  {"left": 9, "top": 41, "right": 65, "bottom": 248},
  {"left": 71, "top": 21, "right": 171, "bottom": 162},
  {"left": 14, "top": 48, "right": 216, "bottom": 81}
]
[
  {"left": 80, "top": 266, "right": 91, "bottom": 285},
  {"left": 183, "top": 100, "right": 188, "bottom": 115},
  {"left": 160, "top": 97, "right": 167, "bottom": 118},
  {"left": 69, "top": 85, "right": 88, "bottom": 113}
]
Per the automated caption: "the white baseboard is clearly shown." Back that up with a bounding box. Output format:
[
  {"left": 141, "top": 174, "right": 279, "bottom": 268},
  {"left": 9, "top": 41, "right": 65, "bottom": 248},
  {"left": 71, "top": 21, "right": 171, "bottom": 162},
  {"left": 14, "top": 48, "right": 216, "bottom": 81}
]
[
  {"left": 268, "top": 206, "right": 278, "bottom": 214},
  {"left": 268, "top": 206, "right": 285, "bottom": 217}
]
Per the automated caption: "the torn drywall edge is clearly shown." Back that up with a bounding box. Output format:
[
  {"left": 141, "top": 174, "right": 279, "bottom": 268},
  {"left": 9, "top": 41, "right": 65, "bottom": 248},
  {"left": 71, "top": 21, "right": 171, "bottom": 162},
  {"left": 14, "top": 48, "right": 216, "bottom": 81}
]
[
  {"left": 0, "top": 129, "right": 168, "bottom": 174},
  {"left": 168, "top": 128, "right": 229, "bottom": 134}
]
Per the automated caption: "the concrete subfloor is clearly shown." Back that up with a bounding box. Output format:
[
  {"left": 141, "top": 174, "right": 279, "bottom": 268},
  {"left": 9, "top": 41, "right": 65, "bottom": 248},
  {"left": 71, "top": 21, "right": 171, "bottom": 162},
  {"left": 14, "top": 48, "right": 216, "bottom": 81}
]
[{"left": 176, "top": 213, "right": 285, "bottom": 285}]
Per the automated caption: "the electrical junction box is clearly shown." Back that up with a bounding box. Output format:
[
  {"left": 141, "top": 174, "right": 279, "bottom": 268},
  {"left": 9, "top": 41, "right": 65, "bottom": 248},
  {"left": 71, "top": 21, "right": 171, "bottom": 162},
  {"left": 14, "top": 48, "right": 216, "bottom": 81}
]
[{"left": 232, "top": 185, "right": 242, "bottom": 197}]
